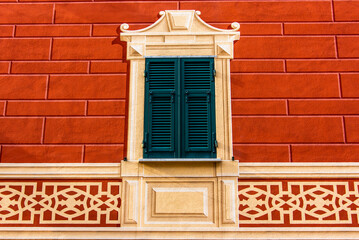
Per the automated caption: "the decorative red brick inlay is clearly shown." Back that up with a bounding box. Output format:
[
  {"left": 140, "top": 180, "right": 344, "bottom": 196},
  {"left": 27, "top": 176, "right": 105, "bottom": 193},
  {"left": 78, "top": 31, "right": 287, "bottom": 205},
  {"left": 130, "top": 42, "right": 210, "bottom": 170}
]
[
  {"left": 238, "top": 180, "right": 359, "bottom": 227},
  {"left": 0, "top": 180, "right": 121, "bottom": 227}
]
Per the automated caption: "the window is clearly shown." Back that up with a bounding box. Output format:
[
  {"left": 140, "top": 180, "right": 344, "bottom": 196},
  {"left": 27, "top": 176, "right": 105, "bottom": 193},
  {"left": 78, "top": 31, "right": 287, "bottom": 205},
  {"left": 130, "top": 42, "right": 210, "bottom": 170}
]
[{"left": 143, "top": 58, "right": 217, "bottom": 159}]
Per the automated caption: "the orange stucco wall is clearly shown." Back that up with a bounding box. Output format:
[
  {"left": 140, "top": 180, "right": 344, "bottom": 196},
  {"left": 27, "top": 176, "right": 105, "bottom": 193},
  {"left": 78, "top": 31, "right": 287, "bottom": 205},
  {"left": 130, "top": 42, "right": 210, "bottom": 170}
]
[{"left": 0, "top": 0, "right": 359, "bottom": 163}]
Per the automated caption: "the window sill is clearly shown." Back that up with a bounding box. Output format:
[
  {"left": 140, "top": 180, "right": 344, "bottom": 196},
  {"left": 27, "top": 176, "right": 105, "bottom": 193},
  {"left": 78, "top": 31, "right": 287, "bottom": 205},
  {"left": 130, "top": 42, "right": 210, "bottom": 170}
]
[{"left": 139, "top": 158, "right": 221, "bottom": 163}]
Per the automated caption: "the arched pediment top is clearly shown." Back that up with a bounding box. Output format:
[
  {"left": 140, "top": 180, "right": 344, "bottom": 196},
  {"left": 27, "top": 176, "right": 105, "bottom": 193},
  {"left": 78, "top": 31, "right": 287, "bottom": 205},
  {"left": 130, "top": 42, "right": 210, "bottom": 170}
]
[
  {"left": 121, "top": 10, "right": 240, "bottom": 35},
  {"left": 120, "top": 10, "right": 240, "bottom": 59}
]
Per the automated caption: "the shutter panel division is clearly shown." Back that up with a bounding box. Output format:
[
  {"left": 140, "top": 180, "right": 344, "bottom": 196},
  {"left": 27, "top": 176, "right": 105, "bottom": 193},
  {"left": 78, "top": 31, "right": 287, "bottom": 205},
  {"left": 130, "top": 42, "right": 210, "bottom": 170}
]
[
  {"left": 149, "top": 92, "right": 175, "bottom": 150},
  {"left": 144, "top": 59, "right": 178, "bottom": 158},
  {"left": 182, "top": 59, "right": 216, "bottom": 158},
  {"left": 184, "top": 92, "right": 211, "bottom": 151},
  {"left": 143, "top": 58, "right": 216, "bottom": 159}
]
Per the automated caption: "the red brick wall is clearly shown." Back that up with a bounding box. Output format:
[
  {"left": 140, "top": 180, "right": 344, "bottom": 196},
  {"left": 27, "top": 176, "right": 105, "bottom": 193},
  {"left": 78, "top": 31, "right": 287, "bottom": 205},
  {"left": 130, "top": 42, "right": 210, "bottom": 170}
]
[{"left": 0, "top": 0, "right": 358, "bottom": 163}]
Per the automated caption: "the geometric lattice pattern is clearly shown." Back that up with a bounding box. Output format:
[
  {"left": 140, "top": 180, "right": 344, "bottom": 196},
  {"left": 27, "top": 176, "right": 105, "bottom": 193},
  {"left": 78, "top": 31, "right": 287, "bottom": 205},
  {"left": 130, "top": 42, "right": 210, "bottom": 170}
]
[
  {"left": 239, "top": 180, "right": 359, "bottom": 226},
  {"left": 0, "top": 181, "right": 121, "bottom": 226}
]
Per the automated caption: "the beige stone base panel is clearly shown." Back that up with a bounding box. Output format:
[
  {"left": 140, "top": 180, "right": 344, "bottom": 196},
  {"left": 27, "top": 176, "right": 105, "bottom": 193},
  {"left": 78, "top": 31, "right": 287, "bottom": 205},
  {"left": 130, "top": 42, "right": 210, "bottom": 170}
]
[
  {"left": 142, "top": 178, "right": 217, "bottom": 227},
  {"left": 1, "top": 228, "right": 359, "bottom": 239}
]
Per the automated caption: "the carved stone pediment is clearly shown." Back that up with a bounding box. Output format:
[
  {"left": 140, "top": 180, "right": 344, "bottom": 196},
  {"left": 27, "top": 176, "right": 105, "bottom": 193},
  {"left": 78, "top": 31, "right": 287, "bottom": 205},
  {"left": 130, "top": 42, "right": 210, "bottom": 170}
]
[{"left": 120, "top": 10, "right": 240, "bottom": 59}]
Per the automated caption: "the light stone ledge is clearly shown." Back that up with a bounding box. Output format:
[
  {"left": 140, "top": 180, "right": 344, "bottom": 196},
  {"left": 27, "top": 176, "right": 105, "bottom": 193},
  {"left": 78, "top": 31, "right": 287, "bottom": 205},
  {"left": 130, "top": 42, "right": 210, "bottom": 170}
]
[
  {"left": 1, "top": 162, "right": 359, "bottom": 179},
  {"left": 238, "top": 162, "right": 359, "bottom": 179},
  {"left": 1, "top": 227, "right": 359, "bottom": 239},
  {"left": 0, "top": 163, "right": 121, "bottom": 179}
]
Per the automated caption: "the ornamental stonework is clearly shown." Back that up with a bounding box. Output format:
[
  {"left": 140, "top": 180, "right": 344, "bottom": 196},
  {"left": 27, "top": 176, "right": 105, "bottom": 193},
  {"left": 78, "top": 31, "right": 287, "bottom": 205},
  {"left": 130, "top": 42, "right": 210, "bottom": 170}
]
[
  {"left": 0, "top": 180, "right": 121, "bottom": 226},
  {"left": 239, "top": 180, "right": 359, "bottom": 226}
]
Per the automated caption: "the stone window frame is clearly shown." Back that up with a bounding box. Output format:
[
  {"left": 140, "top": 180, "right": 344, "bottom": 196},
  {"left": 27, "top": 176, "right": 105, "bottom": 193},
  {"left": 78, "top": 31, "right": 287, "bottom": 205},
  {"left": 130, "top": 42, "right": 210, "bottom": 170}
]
[{"left": 120, "top": 10, "right": 240, "bottom": 162}]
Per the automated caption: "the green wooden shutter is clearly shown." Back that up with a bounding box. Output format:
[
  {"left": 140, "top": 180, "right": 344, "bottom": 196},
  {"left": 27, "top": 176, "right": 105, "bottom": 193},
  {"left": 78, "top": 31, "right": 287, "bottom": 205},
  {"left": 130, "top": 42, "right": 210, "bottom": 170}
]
[
  {"left": 143, "top": 58, "right": 216, "bottom": 159},
  {"left": 181, "top": 58, "right": 216, "bottom": 158},
  {"left": 143, "top": 59, "right": 178, "bottom": 158}
]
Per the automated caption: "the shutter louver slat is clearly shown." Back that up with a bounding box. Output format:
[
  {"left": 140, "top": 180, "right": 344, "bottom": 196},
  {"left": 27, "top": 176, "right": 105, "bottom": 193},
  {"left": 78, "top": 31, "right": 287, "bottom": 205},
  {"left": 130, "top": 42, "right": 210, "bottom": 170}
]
[
  {"left": 185, "top": 93, "right": 211, "bottom": 151},
  {"left": 151, "top": 95, "right": 172, "bottom": 148}
]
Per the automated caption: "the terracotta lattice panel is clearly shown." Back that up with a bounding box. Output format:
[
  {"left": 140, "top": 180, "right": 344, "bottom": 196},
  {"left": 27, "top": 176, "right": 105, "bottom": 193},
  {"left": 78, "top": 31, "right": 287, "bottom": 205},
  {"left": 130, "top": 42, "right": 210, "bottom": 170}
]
[
  {"left": 238, "top": 180, "right": 359, "bottom": 227},
  {"left": 0, "top": 180, "right": 121, "bottom": 227}
]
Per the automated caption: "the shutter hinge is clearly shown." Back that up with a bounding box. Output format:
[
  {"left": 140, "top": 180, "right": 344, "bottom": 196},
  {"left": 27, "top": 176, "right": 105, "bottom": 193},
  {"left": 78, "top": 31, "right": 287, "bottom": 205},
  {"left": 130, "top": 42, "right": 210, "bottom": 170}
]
[
  {"left": 171, "top": 90, "right": 175, "bottom": 103},
  {"left": 149, "top": 91, "right": 152, "bottom": 103},
  {"left": 212, "top": 132, "right": 218, "bottom": 153},
  {"left": 142, "top": 133, "right": 148, "bottom": 153},
  {"left": 212, "top": 69, "right": 216, "bottom": 78},
  {"left": 144, "top": 70, "right": 148, "bottom": 82}
]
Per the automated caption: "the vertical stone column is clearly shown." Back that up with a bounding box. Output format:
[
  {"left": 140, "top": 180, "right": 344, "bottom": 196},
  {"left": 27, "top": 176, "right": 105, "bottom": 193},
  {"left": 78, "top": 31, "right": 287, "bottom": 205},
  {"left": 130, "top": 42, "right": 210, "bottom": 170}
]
[
  {"left": 215, "top": 58, "right": 233, "bottom": 161},
  {"left": 126, "top": 60, "right": 145, "bottom": 161}
]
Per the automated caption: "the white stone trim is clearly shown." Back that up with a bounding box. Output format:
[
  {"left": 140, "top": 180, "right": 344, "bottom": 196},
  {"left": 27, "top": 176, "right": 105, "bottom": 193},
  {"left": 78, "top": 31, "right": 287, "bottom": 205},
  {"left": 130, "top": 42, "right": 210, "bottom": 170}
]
[
  {"left": 220, "top": 180, "right": 236, "bottom": 224},
  {"left": 1, "top": 162, "right": 359, "bottom": 179},
  {"left": 239, "top": 162, "right": 359, "bottom": 178},
  {"left": 0, "top": 163, "right": 121, "bottom": 179},
  {"left": 1, "top": 227, "right": 359, "bottom": 239}
]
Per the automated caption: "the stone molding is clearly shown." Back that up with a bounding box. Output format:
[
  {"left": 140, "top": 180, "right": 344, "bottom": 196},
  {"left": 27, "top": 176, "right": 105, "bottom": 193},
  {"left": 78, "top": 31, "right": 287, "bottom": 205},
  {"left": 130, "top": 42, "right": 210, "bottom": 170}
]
[
  {"left": 238, "top": 162, "right": 359, "bottom": 178},
  {"left": 0, "top": 163, "right": 121, "bottom": 179},
  {"left": 1, "top": 162, "right": 359, "bottom": 179},
  {"left": 2, "top": 227, "right": 359, "bottom": 239},
  {"left": 1, "top": 163, "right": 359, "bottom": 238}
]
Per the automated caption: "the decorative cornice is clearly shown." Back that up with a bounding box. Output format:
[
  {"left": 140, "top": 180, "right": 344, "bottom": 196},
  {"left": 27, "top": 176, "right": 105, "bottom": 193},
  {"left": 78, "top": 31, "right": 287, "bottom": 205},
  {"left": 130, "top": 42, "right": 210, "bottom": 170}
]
[
  {"left": 119, "top": 10, "right": 240, "bottom": 59},
  {"left": 120, "top": 10, "right": 240, "bottom": 34}
]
